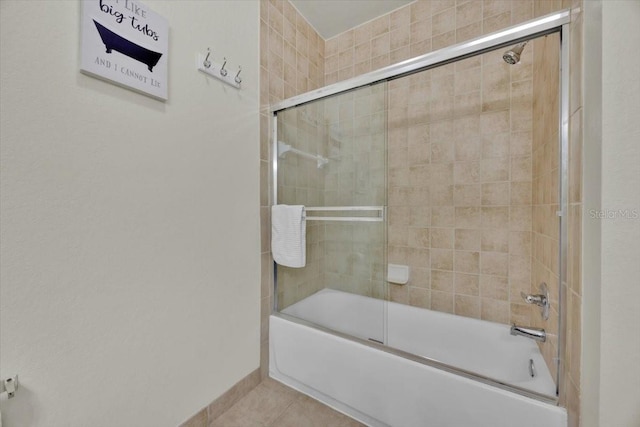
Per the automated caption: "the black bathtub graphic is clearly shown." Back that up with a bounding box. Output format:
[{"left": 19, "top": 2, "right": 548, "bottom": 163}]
[{"left": 93, "top": 20, "right": 162, "bottom": 72}]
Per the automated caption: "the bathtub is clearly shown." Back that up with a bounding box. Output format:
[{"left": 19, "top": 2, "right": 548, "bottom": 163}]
[{"left": 270, "top": 288, "right": 566, "bottom": 427}]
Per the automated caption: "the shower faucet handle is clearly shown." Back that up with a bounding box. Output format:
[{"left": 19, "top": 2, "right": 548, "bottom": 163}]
[
  {"left": 520, "top": 282, "right": 550, "bottom": 320},
  {"left": 520, "top": 292, "right": 546, "bottom": 305}
]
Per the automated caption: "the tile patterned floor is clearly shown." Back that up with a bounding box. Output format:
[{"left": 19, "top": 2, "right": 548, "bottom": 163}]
[{"left": 210, "top": 378, "right": 365, "bottom": 427}]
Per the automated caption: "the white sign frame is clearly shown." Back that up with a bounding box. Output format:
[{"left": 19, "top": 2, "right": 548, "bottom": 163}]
[{"left": 80, "top": 0, "right": 169, "bottom": 100}]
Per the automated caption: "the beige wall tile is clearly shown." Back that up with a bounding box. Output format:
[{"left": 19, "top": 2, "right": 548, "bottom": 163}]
[
  {"left": 457, "top": 21, "right": 482, "bottom": 43},
  {"left": 481, "top": 228, "right": 509, "bottom": 253},
  {"left": 390, "top": 26, "right": 410, "bottom": 51},
  {"left": 482, "top": 206, "right": 509, "bottom": 229},
  {"left": 432, "top": 206, "right": 455, "bottom": 227},
  {"left": 431, "top": 249, "right": 454, "bottom": 270},
  {"left": 431, "top": 290, "right": 454, "bottom": 313},
  {"left": 481, "top": 251, "right": 509, "bottom": 276},
  {"left": 410, "top": 0, "right": 431, "bottom": 23},
  {"left": 370, "top": 14, "right": 390, "bottom": 38},
  {"left": 431, "top": 227, "right": 454, "bottom": 249},
  {"left": 432, "top": 7, "right": 456, "bottom": 36},
  {"left": 454, "top": 251, "right": 480, "bottom": 275},
  {"left": 411, "top": 267, "right": 431, "bottom": 288},
  {"left": 432, "top": 30, "right": 456, "bottom": 50},
  {"left": 455, "top": 228, "right": 481, "bottom": 250},
  {"left": 480, "top": 157, "right": 510, "bottom": 182},
  {"left": 511, "top": 181, "right": 532, "bottom": 205},
  {"left": 454, "top": 90, "right": 482, "bottom": 116},
  {"left": 371, "top": 33, "right": 390, "bottom": 58},
  {"left": 480, "top": 274, "right": 509, "bottom": 300},
  {"left": 480, "top": 110, "right": 510, "bottom": 134},
  {"left": 511, "top": 156, "right": 532, "bottom": 181},
  {"left": 390, "top": 46, "right": 412, "bottom": 64},
  {"left": 411, "top": 20, "right": 431, "bottom": 45},
  {"left": 482, "top": 132, "right": 510, "bottom": 159},
  {"left": 484, "top": 0, "right": 511, "bottom": 19},
  {"left": 511, "top": 0, "right": 533, "bottom": 24},
  {"left": 391, "top": 3, "right": 411, "bottom": 30},
  {"left": 454, "top": 138, "right": 482, "bottom": 162},
  {"left": 432, "top": 269, "right": 454, "bottom": 292},
  {"left": 407, "top": 247, "right": 431, "bottom": 269},
  {"left": 510, "top": 131, "right": 532, "bottom": 157},
  {"left": 337, "top": 30, "right": 354, "bottom": 52},
  {"left": 454, "top": 184, "right": 481, "bottom": 206},
  {"left": 455, "top": 294, "right": 480, "bottom": 318},
  {"left": 454, "top": 161, "right": 480, "bottom": 184},
  {"left": 509, "top": 206, "right": 532, "bottom": 230},
  {"left": 431, "top": 184, "right": 454, "bottom": 206},
  {"left": 456, "top": 1, "right": 483, "bottom": 29},
  {"left": 410, "top": 39, "right": 432, "bottom": 57},
  {"left": 354, "top": 23, "right": 371, "bottom": 46},
  {"left": 510, "top": 302, "right": 532, "bottom": 325},
  {"left": 483, "top": 11, "right": 511, "bottom": 35},
  {"left": 568, "top": 290, "right": 582, "bottom": 387},
  {"left": 569, "top": 109, "right": 583, "bottom": 203},
  {"left": 456, "top": 206, "right": 482, "bottom": 228},
  {"left": 390, "top": 283, "right": 409, "bottom": 304},
  {"left": 482, "top": 182, "right": 510, "bottom": 205},
  {"left": 410, "top": 206, "right": 431, "bottom": 227},
  {"left": 454, "top": 269, "right": 480, "bottom": 296},
  {"left": 409, "top": 287, "right": 431, "bottom": 308},
  {"left": 480, "top": 298, "right": 510, "bottom": 323},
  {"left": 431, "top": 141, "right": 454, "bottom": 163}
]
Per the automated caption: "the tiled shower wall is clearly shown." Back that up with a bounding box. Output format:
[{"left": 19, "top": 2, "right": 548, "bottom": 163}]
[
  {"left": 261, "top": 0, "right": 583, "bottom": 425},
  {"left": 276, "top": 85, "right": 388, "bottom": 309},
  {"left": 324, "top": 0, "right": 536, "bottom": 86},
  {"left": 320, "top": 3, "right": 583, "bottom": 425},
  {"left": 275, "top": 106, "right": 326, "bottom": 309},
  {"left": 531, "top": 31, "right": 561, "bottom": 384},
  {"left": 326, "top": 0, "right": 538, "bottom": 326},
  {"left": 385, "top": 48, "right": 537, "bottom": 321},
  {"left": 259, "top": 0, "right": 324, "bottom": 377},
  {"left": 320, "top": 85, "right": 387, "bottom": 300}
]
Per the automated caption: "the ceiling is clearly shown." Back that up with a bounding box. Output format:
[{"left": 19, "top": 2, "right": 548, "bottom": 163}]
[{"left": 289, "top": 0, "right": 414, "bottom": 39}]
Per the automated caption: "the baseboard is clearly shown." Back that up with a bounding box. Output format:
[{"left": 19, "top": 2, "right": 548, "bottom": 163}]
[{"left": 178, "top": 368, "right": 261, "bottom": 427}]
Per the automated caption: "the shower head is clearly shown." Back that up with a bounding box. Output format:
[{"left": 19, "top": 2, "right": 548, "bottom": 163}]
[{"left": 502, "top": 41, "right": 528, "bottom": 65}]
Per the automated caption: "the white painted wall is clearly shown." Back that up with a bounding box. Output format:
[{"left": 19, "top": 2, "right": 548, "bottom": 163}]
[
  {"left": 580, "top": 1, "right": 602, "bottom": 425},
  {"left": 583, "top": 1, "right": 640, "bottom": 426},
  {"left": 0, "top": 1, "right": 261, "bottom": 426},
  {"left": 599, "top": 1, "right": 640, "bottom": 425}
]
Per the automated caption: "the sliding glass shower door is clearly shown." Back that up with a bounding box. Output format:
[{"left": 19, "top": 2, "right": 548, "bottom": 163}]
[
  {"left": 274, "top": 82, "right": 387, "bottom": 343},
  {"left": 271, "top": 9, "right": 569, "bottom": 402}
]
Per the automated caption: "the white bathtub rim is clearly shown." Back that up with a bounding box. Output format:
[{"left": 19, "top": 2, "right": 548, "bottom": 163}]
[
  {"left": 270, "top": 314, "right": 566, "bottom": 427},
  {"left": 273, "top": 311, "right": 559, "bottom": 405}
]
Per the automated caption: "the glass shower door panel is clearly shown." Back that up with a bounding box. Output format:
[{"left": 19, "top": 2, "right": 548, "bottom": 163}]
[{"left": 275, "top": 82, "right": 387, "bottom": 343}]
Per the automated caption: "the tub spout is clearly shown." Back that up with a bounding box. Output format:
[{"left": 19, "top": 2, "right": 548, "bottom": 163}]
[{"left": 510, "top": 324, "right": 546, "bottom": 342}]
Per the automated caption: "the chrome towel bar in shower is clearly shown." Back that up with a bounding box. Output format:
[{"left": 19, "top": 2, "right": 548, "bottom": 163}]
[
  {"left": 304, "top": 206, "right": 384, "bottom": 222},
  {"left": 278, "top": 141, "right": 329, "bottom": 168}
]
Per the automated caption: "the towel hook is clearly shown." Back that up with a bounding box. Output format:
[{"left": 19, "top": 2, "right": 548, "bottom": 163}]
[
  {"left": 220, "top": 57, "right": 228, "bottom": 76},
  {"left": 203, "top": 48, "right": 212, "bottom": 69},
  {"left": 1, "top": 375, "right": 18, "bottom": 399},
  {"left": 235, "top": 66, "right": 242, "bottom": 84}
]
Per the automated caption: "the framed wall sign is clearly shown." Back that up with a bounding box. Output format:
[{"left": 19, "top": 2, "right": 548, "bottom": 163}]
[{"left": 80, "top": 0, "right": 169, "bottom": 100}]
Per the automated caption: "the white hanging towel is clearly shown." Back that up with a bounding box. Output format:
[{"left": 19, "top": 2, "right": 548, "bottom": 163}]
[{"left": 271, "top": 204, "right": 306, "bottom": 268}]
